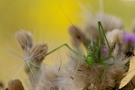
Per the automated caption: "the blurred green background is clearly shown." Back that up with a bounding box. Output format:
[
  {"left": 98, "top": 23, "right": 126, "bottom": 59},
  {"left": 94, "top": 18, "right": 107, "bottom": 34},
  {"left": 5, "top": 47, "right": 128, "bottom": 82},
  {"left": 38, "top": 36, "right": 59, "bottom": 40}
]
[{"left": 0, "top": 0, "right": 135, "bottom": 89}]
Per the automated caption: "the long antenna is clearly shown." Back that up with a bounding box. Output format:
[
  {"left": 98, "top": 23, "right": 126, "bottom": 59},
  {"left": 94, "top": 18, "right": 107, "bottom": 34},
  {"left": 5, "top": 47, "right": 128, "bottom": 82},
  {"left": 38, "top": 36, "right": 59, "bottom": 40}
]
[{"left": 59, "top": 3, "right": 79, "bottom": 31}]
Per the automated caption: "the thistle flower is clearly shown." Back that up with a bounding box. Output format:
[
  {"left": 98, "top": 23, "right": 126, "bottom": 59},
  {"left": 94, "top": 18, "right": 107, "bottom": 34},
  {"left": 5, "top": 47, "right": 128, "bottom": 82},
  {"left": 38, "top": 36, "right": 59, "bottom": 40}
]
[
  {"left": 102, "top": 46, "right": 108, "bottom": 57},
  {"left": 123, "top": 32, "right": 135, "bottom": 45}
]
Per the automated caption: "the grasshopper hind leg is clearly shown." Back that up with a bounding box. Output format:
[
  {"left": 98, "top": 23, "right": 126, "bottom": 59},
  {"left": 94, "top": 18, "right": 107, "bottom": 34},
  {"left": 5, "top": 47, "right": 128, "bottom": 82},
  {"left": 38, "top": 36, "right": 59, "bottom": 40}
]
[{"left": 100, "top": 62, "right": 108, "bottom": 79}]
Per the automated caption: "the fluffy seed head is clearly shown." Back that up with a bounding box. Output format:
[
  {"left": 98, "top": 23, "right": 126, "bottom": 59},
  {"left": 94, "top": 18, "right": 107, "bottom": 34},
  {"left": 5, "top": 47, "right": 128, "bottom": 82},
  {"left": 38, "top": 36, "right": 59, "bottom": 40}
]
[
  {"left": 106, "top": 29, "right": 123, "bottom": 49},
  {"left": 27, "top": 43, "right": 48, "bottom": 61},
  {"left": 24, "top": 43, "right": 48, "bottom": 73}
]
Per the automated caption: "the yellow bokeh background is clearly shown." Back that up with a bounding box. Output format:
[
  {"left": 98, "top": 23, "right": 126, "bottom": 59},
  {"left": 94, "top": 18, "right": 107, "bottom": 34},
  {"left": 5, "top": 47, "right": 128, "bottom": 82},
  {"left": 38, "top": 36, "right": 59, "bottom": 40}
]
[{"left": 1, "top": 0, "right": 135, "bottom": 89}]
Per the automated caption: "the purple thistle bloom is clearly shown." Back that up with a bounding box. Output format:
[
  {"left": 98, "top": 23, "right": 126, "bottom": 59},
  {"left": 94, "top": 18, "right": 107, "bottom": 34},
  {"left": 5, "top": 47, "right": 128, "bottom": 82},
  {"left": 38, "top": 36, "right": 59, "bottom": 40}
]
[
  {"left": 102, "top": 47, "right": 108, "bottom": 57},
  {"left": 123, "top": 32, "right": 135, "bottom": 45}
]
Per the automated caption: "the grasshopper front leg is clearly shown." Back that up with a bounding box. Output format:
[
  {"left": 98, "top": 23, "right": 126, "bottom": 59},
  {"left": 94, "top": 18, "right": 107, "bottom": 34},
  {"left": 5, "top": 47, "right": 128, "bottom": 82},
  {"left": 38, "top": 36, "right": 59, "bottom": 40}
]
[{"left": 46, "top": 43, "right": 84, "bottom": 59}]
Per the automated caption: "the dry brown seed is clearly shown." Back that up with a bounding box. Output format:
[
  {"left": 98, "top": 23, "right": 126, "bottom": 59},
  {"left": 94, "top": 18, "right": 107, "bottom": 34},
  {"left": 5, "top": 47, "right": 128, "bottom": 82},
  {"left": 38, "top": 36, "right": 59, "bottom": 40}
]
[
  {"left": 8, "top": 79, "right": 24, "bottom": 90},
  {"left": 16, "top": 30, "right": 33, "bottom": 52},
  {"left": 0, "top": 81, "right": 4, "bottom": 89},
  {"left": 4, "top": 88, "right": 8, "bottom": 90},
  {"left": 68, "top": 25, "right": 89, "bottom": 48}
]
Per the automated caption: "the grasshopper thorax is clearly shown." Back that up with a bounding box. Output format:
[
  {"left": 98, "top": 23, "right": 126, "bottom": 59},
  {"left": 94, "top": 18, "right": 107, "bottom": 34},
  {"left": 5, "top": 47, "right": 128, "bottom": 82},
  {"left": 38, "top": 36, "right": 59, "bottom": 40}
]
[{"left": 86, "top": 55, "right": 95, "bottom": 66}]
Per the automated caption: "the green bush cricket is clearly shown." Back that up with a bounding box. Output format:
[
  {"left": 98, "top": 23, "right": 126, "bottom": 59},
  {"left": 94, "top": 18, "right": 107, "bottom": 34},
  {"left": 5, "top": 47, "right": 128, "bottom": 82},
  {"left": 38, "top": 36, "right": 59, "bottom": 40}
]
[{"left": 46, "top": 21, "right": 114, "bottom": 78}]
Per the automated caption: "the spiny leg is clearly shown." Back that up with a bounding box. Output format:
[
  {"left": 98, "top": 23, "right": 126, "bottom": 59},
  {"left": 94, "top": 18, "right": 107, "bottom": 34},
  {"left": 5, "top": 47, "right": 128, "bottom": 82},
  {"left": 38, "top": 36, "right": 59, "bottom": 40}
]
[
  {"left": 98, "top": 21, "right": 111, "bottom": 55},
  {"left": 100, "top": 61, "right": 108, "bottom": 79},
  {"left": 100, "top": 55, "right": 114, "bottom": 79},
  {"left": 98, "top": 21, "right": 103, "bottom": 59},
  {"left": 100, "top": 55, "right": 114, "bottom": 62},
  {"left": 46, "top": 43, "right": 84, "bottom": 59}
]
